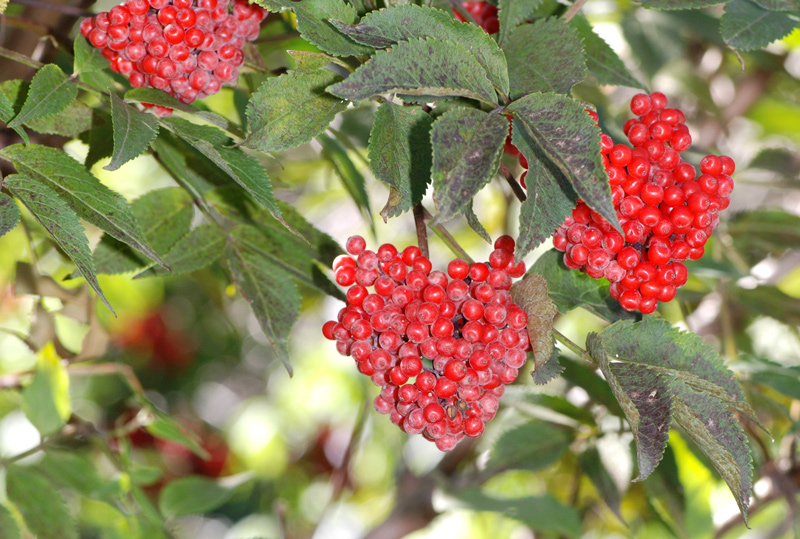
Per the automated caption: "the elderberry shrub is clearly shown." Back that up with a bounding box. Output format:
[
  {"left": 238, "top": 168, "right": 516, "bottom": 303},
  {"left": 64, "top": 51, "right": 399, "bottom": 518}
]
[{"left": 323, "top": 236, "right": 530, "bottom": 451}]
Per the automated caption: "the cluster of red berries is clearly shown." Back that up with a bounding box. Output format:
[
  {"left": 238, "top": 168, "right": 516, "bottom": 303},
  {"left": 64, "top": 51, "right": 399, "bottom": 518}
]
[
  {"left": 323, "top": 235, "right": 530, "bottom": 451},
  {"left": 548, "top": 92, "right": 735, "bottom": 314},
  {"left": 452, "top": 1, "right": 499, "bottom": 34},
  {"left": 80, "top": 0, "right": 266, "bottom": 114}
]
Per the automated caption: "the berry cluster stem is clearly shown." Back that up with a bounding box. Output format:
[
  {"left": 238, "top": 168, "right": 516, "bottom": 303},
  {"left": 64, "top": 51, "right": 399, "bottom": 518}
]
[
  {"left": 420, "top": 206, "right": 474, "bottom": 264},
  {"left": 413, "top": 204, "right": 429, "bottom": 259}
]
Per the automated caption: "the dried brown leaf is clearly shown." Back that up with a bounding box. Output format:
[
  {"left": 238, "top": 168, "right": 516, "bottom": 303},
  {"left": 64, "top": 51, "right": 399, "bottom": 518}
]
[{"left": 511, "top": 271, "right": 557, "bottom": 370}]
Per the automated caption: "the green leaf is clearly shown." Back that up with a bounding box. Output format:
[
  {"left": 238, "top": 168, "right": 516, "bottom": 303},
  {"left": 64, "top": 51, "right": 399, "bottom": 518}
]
[
  {"left": 0, "top": 192, "right": 20, "bottom": 239},
  {"left": 163, "top": 118, "right": 288, "bottom": 230},
  {"left": 0, "top": 504, "right": 21, "bottom": 539},
  {"left": 124, "top": 87, "right": 196, "bottom": 113},
  {"left": 508, "top": 93, "right": 619, "bottom": 232},
  {"left": 729, "top": 209, "right": 800, "bottom": 264},
  {"left": 81, "top": 109, "right": 115, "bottom": 169},
  {"left": 487, "top": 421, "right": 572, "bottom": 471},
  {"left": 327, "top": 38, "right": 499, "bottom": 105},
  {"left": 6, "top": 466, "right": 78, "bottom": 539},
  {"left": 288, "top": 50, "right": 352, "bottom": 72},
  {"left": 134, "top": 224, "right": 225, "bottom": 278},
  {"left": 641, "top": 0, "right": 729, "bottom": 8},
  {"left": 37, "top": 451, "right": 106, "bottom": 497},
  {"left": 570, "top": 15, "right": 644, "bottom": 89},
  {"left": 512, "top": 119, "right": 579, "bottom": 259},
  {"left": 510, "top": 390, "right": 596, "bottom": 425},
  {"left": 532, "top": 350, "right": 564, "bottom": 385},
  {"left": 751, "top": 0, "right": 800, "bottom": 10},
  {"left": 721, "top": 0, "right": 799, "bottom": 50},
  {"left": 227, "top": 228, "right": 301, "bottom": 374},
  {"left": 369, "top": 102, "right": 434, "bottom": 220},
  {"left": 671, "top": 380, "right": 753, "bottom": 521},
  {"left": 560, "top": 356, "right": 625, "bottom": 417},
  {"left": 0, "top": 144, "right": 167, "bottom": 270},
  {"left": 510, "top": 271, "right": 558, "bottom": 370},
  {"left": 318, "top": 133, "right": 373, "bottom": 228},
  {"left": 587, "top": 317, "right": 757, "bottom": 521},
  {"left": 8, "top": 64, "right": 78, "bottom": 129},
  {"left": 463, "top": 201, "right": 491, "bottom": 243},
  {"left": 530, "top": 250, "right": 635, "bottom": 322},
  {"left": 731, "top": 285, "right": 800, "bottom": 326},
  {"left": 748, "top": 147, "right": 800, "bottom": 177},
  {"left": 292, "top": 0, "right": 373, "bottom": 57},
  {"left": 243, "top": 69, "right": 347, "bottom": 153},
  {"left": 430, "top": 107, "right": 507, "bottom": 224},
  {"left": 6, "top": 175, "right": 113, "bottom": 313},
  {"left": 0, "top": 80, "right": 30, "bottom": 143},
  {"left": 158, "top": 475, "right": 236, "bottom": 518},
  {"left": 105, "top": 92, "right": 160, "bottom": 171},
  {"left": 644, "top": 444, "right": 686, "bottom": 536},
  {"left": 331, "top": 4, "right": 509, "bottom": 96},
  {"left": 503, "top": 19, "right": 587, "bottom": 98},
  {"left": 447, "top": 488, "right": 582, "bottom": 538},
  {"left": 579, "top": 446, "right": 624, "bottom": 521},
  {"left": 25, "top": 102, "right": 93, "bottom": 139},
  {"left": 20, "top": 344, "right": 71, "bottom": 436},
  {"left": 73, "top": 35, "right": 108, "bottom": 75},
  {"left": 93, "top": 187, "right": 194, "bottom": 275},
  {"left": 0, "top": 87, "right": 16, "bottom": 122},
  {"left": 143, "top": 407, "right": 210, "bottom": 460},
  {"left": 497, "top": 0, "right": 543, "bottom": 46}
]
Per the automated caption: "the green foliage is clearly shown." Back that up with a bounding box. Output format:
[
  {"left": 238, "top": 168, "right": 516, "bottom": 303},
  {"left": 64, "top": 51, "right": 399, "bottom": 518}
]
[
  {"left": 106, "top": 93, "right": 160, "bottom": 171},
  {"left": 327, "top": 38, "right": 499, "bottom": 105},
  {"left": 158, "top": 475, "right": 238, "bottom": 517},
  {"left": 570, "top": 15, "right": 645, "bottom": 89},
  {"left": 318, "top": 133, "right": 373, "bottom": 229},
  {"left": 430, "top": 107, "right": 507, "bottom": 224},
  {"left": 497, "top": 0, "right": 543, "bottom": 46},
  {"left": 8, "top": 64, "right": 77, "bottom": 129},
  {"left": 503, "top": 19, "right": 587, "bottom": 98},
  {"left": 6, "top": 466, "right": 78, "bottom": 539},
  {"left": 579, "top": 446, "right": 624, "bottom": 521},
  {"left": 0, "top": 191, "right": 20, "bottom": 239},
  {"left": 73, "top": 35, "right": 109, "bottom": 75},
  {"left": 287, "top": 0, "right": 373, "bottom": 57},
  {"left": 487, "top": 421, "right": 572, "bottom": 471},
  {"left": 721, "top": 0, "right": 800, "bottom": 50},
  {"left": 368, "top": 101, "right": 434, "bottom": 219}
]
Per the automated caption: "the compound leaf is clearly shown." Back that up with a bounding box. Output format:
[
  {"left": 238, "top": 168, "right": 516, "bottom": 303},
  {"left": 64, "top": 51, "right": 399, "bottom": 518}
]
[
  {"left": 327, "top": 38, "right": 498, "bottom": 105},
  {"left": 430, "top": 107, "right": 507, "bottom": 224},
  {"left": 244, "top": 69, "right": 347, "bottom": 153},
  {"left": 503, "top": 19, "right": 587, "bottom": 98},
  {"left": 369, "top": 101, "right": 434, "bottom": 219}
]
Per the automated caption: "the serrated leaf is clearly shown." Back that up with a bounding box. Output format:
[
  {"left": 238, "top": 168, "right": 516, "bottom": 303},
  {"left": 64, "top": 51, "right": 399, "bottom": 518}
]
[
  {"left": 579, "top": 446, "right": 624, "bottom": 521},
  {"left": 105, "top": 93, "right": 159, "bottom": 171},
  {"left": 570, "top": 15, "right": 644, "bottom": 89},
  {"left": 0, "top": 87, "right": 16, "bottom": 122},
  {"left": 73, "top": 35, "right": 108, "bottom": 75},
  {"left": 512, "top": 119, "right": 579, "bottom": 259},
  {"left": 124, "top": 87, "right": 196, "bottom": 113},
  {"left": 151, "top": 133, "right": 226, "bottom": 195},
  {"left": 503, "top": 19, "right": 587, "bottom": 98},
  {"left": 9, "top": 64, "right": 77, "bottom": 129},
  {"left": 331, "top": 4, "right": 509, "bottom": 96},
  {"left": 0, "top": 192, "right": 20, "bottom": 239},
  {"left": 532, "top": 349, "right": 564, "bottom": 385},
  {"left": 143, "top": 408, "right": 210, "bottom": 460},
  {"left": 487, "top": 421, "right": 572, "bottom": 471},
  {"left": 641, "top": 0, "right": 729, "bottom": 8},
  {"left": 318, "top": 133, "right": 373, "bottom": 228},
  {"left": 0, "top": 80, "right": 30, "bottom": 143},
  {"left": 158, "top": 475, "right": 235, "bottom": 518},
  {"left": 93, "top": 187, "right": 193, "bottom": 275},
  {"left": 751, "top": 0, "right": 800, "bottom": 10},
  {"left": 228, "top": 228, "right": 301, "bottom": 374},
  {"left": 671, "top": 380, "right": 753, "bottom": 521},
  {"left": 448, "top": 488, "right": 581, "bottom": 538},
  {"left": 721, "top": 0, "right": 799, "bottom": 50},
  {"left": 0, "top": 144, "right": 166, "bottom": 270},
  {"left": 135, "top": 224, "right": 225, "bottom": 278},
  {"left": 292, "top": 0, "right": 373, "bottom": 57},
  {"left": 531, "top": 250, "right": 635, "bottom": 321},
  {"left": 243, "top": 69, "right": 347, "bottom": 153},
  {"left": 327, "top": 38, "right": 498, "bottom": 105},
  {"left": 508, "top": 93, "right": 619, "bottom": 232},
  {"left": 498, "top": 0, "right": 543, "bottom": 46},
  {"left": 369, "top": 101, "right": 434, "bottom": 219},
  {"left": 6, "top": 466, "right": 78, "bottom": 539},
  {"left": 163, "top": 117, "right": 288, "bottom": 230},
  {"left": 25, "top": 100, "right": 94, "bottom": 138},
  {"left": 0, "top": 504, "right": 21, "bottom": 539},
  {"left": 430, "top": 107, "right": 506, "bottom": 223},
  {"left": 6, "top": 175, "right": 113, "bottom": 313},
  {"left": 81, "top": 109, "right": 115, "bottom": 169},
  {"left": 37, "top": 451, "right": 106, "bottom": 497},
  {"left": 510, "top": 272, "right": 557, "bottom": 370},
  {"left": 288, "top": 50, "right": 351, "bottom": 72},
  {"left": 463, "top": 201, "right": 491, "bottom": 243}
]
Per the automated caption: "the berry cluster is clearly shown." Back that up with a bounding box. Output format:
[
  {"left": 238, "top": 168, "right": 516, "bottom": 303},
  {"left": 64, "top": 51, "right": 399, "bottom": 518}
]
[
  {"left": 80, "top": 0, "right": 266, "bottom": 113},
  {"left": 452, "top": 1, "right": 499, "bottom": 34},
  {"left": 549, "top": 93, "right": 735, "bottom": 313},
  {"left": 323, "top": 235, "right": 530, "bottom": 451}
]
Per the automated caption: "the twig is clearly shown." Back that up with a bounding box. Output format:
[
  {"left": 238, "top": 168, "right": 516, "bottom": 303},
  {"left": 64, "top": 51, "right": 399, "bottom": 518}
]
[
  {"left": 553, "top": 328, "right": 594, "bottom": 365},
  {"left": 413, "top": 204, "right": 429, "bottom": 259},
  {"left": 500, "top": 163, "right": 526, "bottom": 203},
  {"left": 9, "top": 0, "right": 93, "bottom": 17},
  {"left": 561, "top": 0, "right": 587, "bottom": 22},
  {"left": 0, "top": 44, "right": 42, "bottom": 70},
  {"left": 420, "top": 206, "right": 474, "bottom": 264}
]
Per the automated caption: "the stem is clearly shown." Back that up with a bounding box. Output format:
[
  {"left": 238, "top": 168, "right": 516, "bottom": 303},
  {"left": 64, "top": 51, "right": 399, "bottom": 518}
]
[
  {"left": 9, "top": 0, "right": 93, "bottom": 17},
  {"left": 67, "top": 362, "right": 145, "bottom": 394},
  {"left": 449, "top": 0, "right": 479, "bottom": 26},
  {"left": 0, "top": 424, "right": 78, "bottom": 465},
  {"left": 553, "top": 328, "right": 593, "bottom": 363},
  {"left": 561, "top": 0, "right": 587, "bottom": 22},
  {"left": 500, "top": 163, "right": 526, "bottom": 203},
  {"left": 413, "top": 204, "right": 429, "bottom": 259},
  {"left": 420, "top": 206, "right": 474, "bottom": 264},
  {"left": 0, "top": 44, "right": 42, "bottom": 69}
]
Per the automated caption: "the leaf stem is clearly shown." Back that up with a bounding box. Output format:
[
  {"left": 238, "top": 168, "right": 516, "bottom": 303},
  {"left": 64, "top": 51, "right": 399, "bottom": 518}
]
[
  {"left": 553, "top": 327, "right": 595, "bottom": 365},
  {"left": 500, "top": 162, "right": 526, "bottom": 203},
  {"left": 413, "top": 203, "right": 429, "bottom": 259},
  {"left": 449, "top": 0, "right": 479, "bottom": 26},
  {"left": 420, "top": 206, "right": 474, "bottom": 264},
  {"left": 0, "top": 44, "right": 43, "bottom": 69},
  {"left": 561, "top": 0, "right": 587, "bottom": 22}
]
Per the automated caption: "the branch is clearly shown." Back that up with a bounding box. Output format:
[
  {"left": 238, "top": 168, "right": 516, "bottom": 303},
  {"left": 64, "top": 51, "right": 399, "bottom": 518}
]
[
  {"left": 500, "top": 163, "right": 526, "bottom": 203},
  {"left": 561, "top": 0, "right": 587, "bottom": 22},
  {"left": 414, "top": 204, "right": 430, "bottom": 259}
]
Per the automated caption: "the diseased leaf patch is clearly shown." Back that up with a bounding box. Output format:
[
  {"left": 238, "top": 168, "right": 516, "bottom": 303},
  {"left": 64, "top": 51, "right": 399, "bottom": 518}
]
[{"left": 587, "top": 317, "right": 756, "bottom": 522}]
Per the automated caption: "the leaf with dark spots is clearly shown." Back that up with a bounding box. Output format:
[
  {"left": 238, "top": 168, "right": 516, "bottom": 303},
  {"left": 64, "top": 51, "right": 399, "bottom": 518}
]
[
  {"left": 105, "top": 92, "right": 159, "bottom": 171},
  {"left": 0, "top": 192, "right": 21, "bottom": 239},
  {"left": 430, "top": 107, "right": 507, "bottom": 224},
  {"left": 9, "top": 64, "right": 78, "bottom": 129},
  {"left": 497, "top": 0, "right": 543, "bottom": 46},
  {"left": 510, "top": 272, "right": 557, "bottom": 370},
  {"left": 508, "top": 93, "right": 619, "bottom": 233},
  {"left": 331, "top": 4, "right": 509, "bottom": 95},
  {"left": 532, "top": 349, "right": 564, "bottom": 385},
  {"left": 570, "top": 15, "right": 644, "bottom": 89},
  {"left": 327, "top": 38, "right": 498, "bottom": 105}
]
